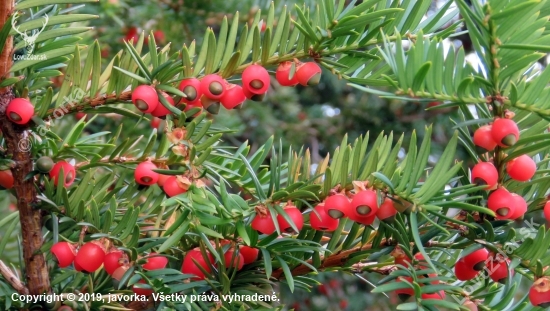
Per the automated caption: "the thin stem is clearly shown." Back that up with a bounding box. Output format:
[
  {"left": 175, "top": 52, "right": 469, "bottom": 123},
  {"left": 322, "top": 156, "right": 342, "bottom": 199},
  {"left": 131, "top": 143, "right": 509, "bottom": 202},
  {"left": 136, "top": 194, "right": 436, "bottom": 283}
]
[{"left": 0, "top": 260, "right": 28, "bottom": 295}]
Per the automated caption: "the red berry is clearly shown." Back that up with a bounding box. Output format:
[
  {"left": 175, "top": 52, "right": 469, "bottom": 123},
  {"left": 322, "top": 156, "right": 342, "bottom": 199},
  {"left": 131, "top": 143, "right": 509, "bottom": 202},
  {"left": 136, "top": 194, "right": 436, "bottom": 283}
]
[
  {"left": 179, "top": 78, "right": 202, "bottom": 105},
  {"left": 275, "top": 61, "right": 299, "bottom": 86},
  {"left": 395, "top": 276, "right": 414, "bottom": 301},
  {"left": 51, "top": 242, "right": 76, "bottom": 268},
  {"left": 276, "top": 204, "right": 304, "bottom": 233},
  {"left": 349, "top": 213, "right": 376, "bottom": 225},
  {"left": 251, "top": 211, "right": 277, "bottom": 235},
  {"left": 295, "top": 62, "right": 322, "bottom": 86},
  {"left": 242, "top": 64, "right": 270, "bottom": 94},
  {"left": 463, "top": 300, "right": 479, "bottom": 311},
  {"left": 508, "top": 193, "right": 527, "bottom": 220},
  {"left": 134, "top": 161, "right": 159, "bottom": 185},
  {"left": 463, "top": 248, "right": 489, "bottom": 271},
  {"left": 200, "top": 74, "right": 226, "bottom": 100},
  {"left": 181, "top": 248, "right": 215, "bottom": 280},
  {"left": 455, "top": 259, "right": 479, "bottom": 281},
  {"left": 422, "top": 290, "right": 446, "bottom": 300},
  {"left": 471, "top": 162, "right": 498, "bottom": 190},
  {"left": 103, "top": 250, "right": 124, "bottom": 275},
  {"left": 350, "top": 190, "right": 379, "bottom": 218},
  {"left": 132, "top": 85, "right": 159, "bottom": 113},
  {"left": 239, "top": 245, "right": 259, "bottom": 265},
  {"left": 74, "top": 260, "right": 84, "bottom": 271},
  {"left": 310, "top": 204, "right": 339, "bottom": 231},
  {"left": 491, "top": 118, "right": 519, "bottom": 148},
  {"left": 151, "top": 93, "right": 175, "bottom": 117},
  {"left": 377, "top": 197, "right": 398, "bottom": 220},
  {"left": 220, "top": 83, "right": 246, "bottom": 109},
  {"left": 49, "top": 161, "right": 76, "bottom": 187},
  {"left": 157, "top": 174, "right": 170, "bottom": 187},
  {"left": 529, "top": 276, "right": 550, "bottom": 308},
  {"left": 324, "top": 194, "right": 351, "bottom": 219},
  {"left": 242, "top": 85, "right": 266, "bottom": 101},
  {"left": 506, "top": 154, "right": 536, "bottom": 181},
  {"left": 392, "top": 247, "right": 411, "bottom": 267},
  {"left": 339, "top": 300, "right": 348, "bottom": 309},
  {"left": 473, "top": 125, "right": 497, "bottom": 152},
  {"left": 75, "top": 242, "right": 106, "bottom": 273},
  {"left": 150, "top": 117, "right": 162, "bottom": 129},
  {"left": 487, "top": 188, "right": 517, "bottom": 220},
  {"left": 6, "top": 98, "right": 34, "bottom": 125},
  {"left": 544, "top": 201, "right": 550, "bottom": 222},
  {"left": 0, "top": 170, "right": 14, "bottom": 189},
  {"left": 487, "top": 258, "right": 512, "bottom": 283},
  {"left": 143, "top": 253, "right": 168, "bottom": 270},
  {"left": 224, "top": 249, "right": 244, "bottom": 270},
  {"left": 112, "top": 265, "right": 129, "bottom": 281},
  {"left": 133, "top": 279, "right": 154, "bottom": 296},
  {"left": 75, "top": 112, "right": 87, "bottom": 121},
  {"left": 124, "top": 26, "right": 138, "bottom": 42},
  {"left": 318, "top": 284, "right": 328, "bottom": 295},
  {"left": 153, "top": 30, "right": 165, "bottom": 43},
  {"left": 162, "top": 176, "right": 187, "bottom": 197}
]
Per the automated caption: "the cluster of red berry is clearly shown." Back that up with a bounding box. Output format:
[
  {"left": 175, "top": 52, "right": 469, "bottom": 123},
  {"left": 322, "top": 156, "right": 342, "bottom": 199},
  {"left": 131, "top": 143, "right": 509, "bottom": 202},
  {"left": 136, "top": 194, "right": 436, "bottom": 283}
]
[
  {"left": 251, "top": 191, "right": 398, "bottom": 235},
  {"left": 392, "top": 251, "right": 445, "bottom": 302},
  {"left": 181, "top": 242, "right": 259, "bottom": 280},
  {"left": 134, "top": 160, "right": 187, "bottom": 197},
  {"left": 472, "top": 117, "right": 533, "bottom": 219},
  {"left": 134, "top": 60, "right": 322, "bottom": 128},
  {"left": 454, "top": 248, "right": 511, "bottom": 284},
  {"left": 0, "top": 158, "right": 76, "bottom": 189}
]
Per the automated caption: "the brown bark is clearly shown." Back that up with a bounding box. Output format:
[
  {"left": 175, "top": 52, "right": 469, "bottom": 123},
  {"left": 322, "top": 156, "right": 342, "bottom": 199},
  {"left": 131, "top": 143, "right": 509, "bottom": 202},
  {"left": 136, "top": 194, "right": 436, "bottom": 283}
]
[
  {"left": 0, "top": 260, "right": 28, "bottom": 294},
  {"left": 0, "top": 0, "right": 51, "bottom": 301},
  {"left": 271, "top": 239, "right": 391, "bottom": 279}
]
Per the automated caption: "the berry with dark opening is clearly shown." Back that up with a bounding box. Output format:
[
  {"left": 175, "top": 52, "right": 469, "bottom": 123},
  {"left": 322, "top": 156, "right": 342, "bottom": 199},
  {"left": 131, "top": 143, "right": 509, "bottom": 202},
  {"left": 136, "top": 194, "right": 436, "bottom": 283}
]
[
  {"left": 487, "top": 188, "right": 516, "bottom": 220},
  {"left": 75, "top": 242, "right": 106, "bottom": 273},
  {"left": 275, "top": 61, "right": 299, "bottom": 86},
  {"left": 162, "top": 176, "right": 187, "bottom": 197},
  {"left": 491, "top": 118, "right": 519, "bottom": 148},
  {"left": 181, "top": 248, "right": 215, "bottom": 280},
  {"left": 132, "top": 85, "right": 159, "bottom": 113},
  {"left": 200, "top": 74, "right": 226, "bottom": 100},
  {"left": 350, "top": 190, "right": 379, "bottom": 218},
  {"left": 134, "top": 161, "right": 159, "bottom": 186},
  {"left": 349, "top": 212, "right": 376, "bottom": 225},
  {"left": 251, "top": 210, "right": 276, "bottom": 235},
  {"left": 455, "top": 259, "right": 479, "bottom": 281},
  {"left": 6, "top": 98, "right": 34, "bottom": 125},
  {"left": 296, "top": 62, "right": 322, "bottom": 86},
  {"left": 377, "top": 197, "right": 398, "bottom": 221},
  {"left": 309, "top": 204, "right": 339, "bottom": 231},
  {"left": 242, "top": 85, "right": 266, "bottom": 101},
  {"left": 242, "top": 64, "right": 270, "bottom": 94},
  {"left": 529, "top": 276, "right": 550, "bottom": 308},
  {"left": 36, "top": 156, "right": 54, "bottom": 173},
  {"left": 143, "top": 253, "right": 168, "bottom": 270},
  {"left": 239, "top": 245, "right": 259, "bottom": 265},
  {"left": 488, "top": 258, "right": 512, "bottom": 283},
  {"left": 133, "top": 279, "right": 154, "bottom": 296},
  {"left": 151, "top": 93, "right": 175, "bottom": 117},
  {"left": 51, "top": 242, "right": 76, "bottom": 268},
  {"left": 463, "top": 248, "right": 489, "bottom": 271},
  {"left": 0, "top": 170, "right": 14, "bottom": 189},
  {"left": 276, "top": 204, "right": 304, "bottom": 233},
  {"left": 220, "top": 83, "right": 246, "bottom": 110},
  {"left": 471, "top": 162, "right": 498, "bottom": 190},
  {"left": 544, "top": 201, "right": 550, "bottom": 222},
  {"left": 103, "top": 250, "right": 124, "bottom": 275},
  {"left": 50, "top": 161, "right": 76, "bottom": 187},
  {"left": 179, "top": 78, "right": 202, "bottom": 105},
  {"left": 395, "top": 276, "right": 414, "bottom": 302},
  {"left": 506, "top": 154, "right": 536, "bottom": 181},
  {"left": 224, "top": 249, "right": 244, "bottom": 270},
  {"left": 324, "top": 194, "right": 351, "bottom": 219},
  {"left": 473, "top": 125, "right": 497, "bottom": 152}
]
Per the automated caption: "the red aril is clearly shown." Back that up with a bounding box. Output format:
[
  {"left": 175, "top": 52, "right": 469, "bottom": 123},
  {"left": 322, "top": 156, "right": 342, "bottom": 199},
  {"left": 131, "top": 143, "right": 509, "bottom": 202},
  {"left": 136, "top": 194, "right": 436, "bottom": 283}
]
[
  {"left": 49, "top": 161, "right": 76, "bottom": 187},
  {"left": 104, "top": 250, "right": 124, "bottom": 275},
  {"left": 142, "top": 253, "right": 168, "bottom": 270},
  {"left": 323, "top": 194, "right": 351, "bottom": 219},
  {"left": 377, "top": 197, "right": 398, "bottom": 221},
  {"left": 150, "top": 93, "right": 175, "bottom": 117},
  {"left": 179, "top": 78, "right": 202, "bottom": 105},
  {"left": 471, "top": 162, "right": 498, "bottom": 190},
  {"left": 132, "top": 85, "right": 159, "bottom": 113},
  {"left": 276, "top": 204, "right": 304, "bottom": 233},
  {"left": 75, "top": 242, "right": 106, "bottom": 273},
  {"left": 529, "top": 276, "right": 550, "bottom": 308},
  {"left": 506, "top": 154, "right": 536, "bottom": 181},
  {"left": 181, "top": 248, "right": 215, "bottom": 280},
  {"left": 309, "top": 204, "right": 339, "bottom": 231},
  {"left": 0, "top": 170, "right": 14, "bottom": 189},
  {"left": 473, "top": 125, "right": 497, "bottom": 152},
  {"left": 200, "top": 74, "right": 226, "bottom": 100},
  {"left": 51, "top": 242, "right": 76, "bottom": 268},
  {"left": 6, "top": 98, "right": 34, "bottom": 125},
  {"left": 242, "top": 64, "right": 270, "bottom": 94},
  {"left": 134, "top": 161, "right": 159, "bottom": 185},
  {"left": 251, "top": 210, "right": 276, "bottom": 235},
  {"left": 224, "top": 249, "right": 244, "bottom": 270},
  {"left": 162, "top": 176, "right": 187, "bottom": 197},
  {"left": 295, "top": 62, "right": 322, "bottom": 86},
  {"left": 491, "top": 118, "right": 519, "bottom": 148},
  {"left": 275, "top": 61, "right": 299, "bottom": 86},
  {"left": 239, "top": 245, "right": 259, "bottom": 265},
  {"left": 350, "top": 190, "right": 379, "bottom": 218}
]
